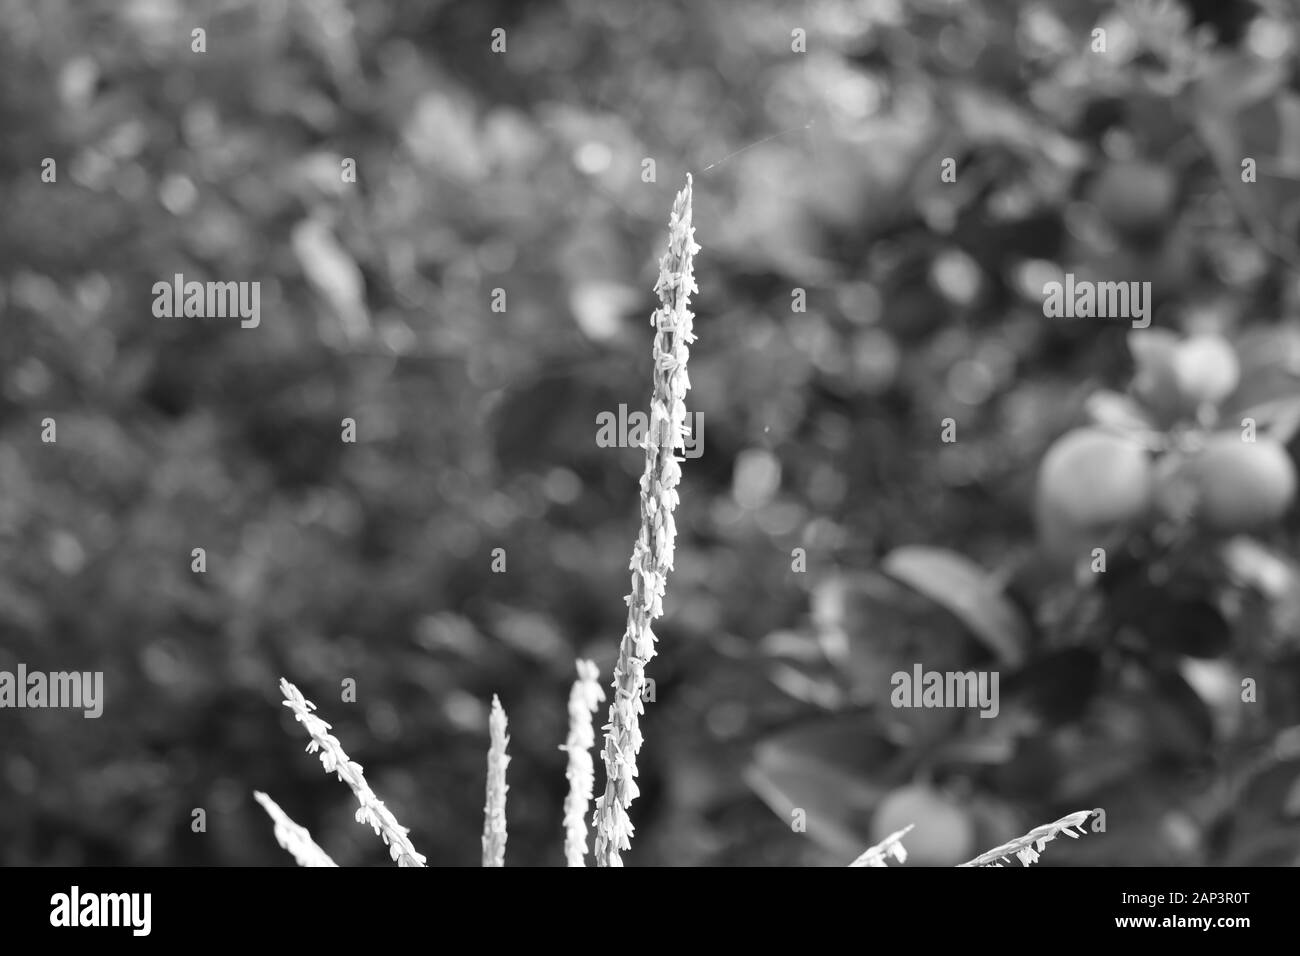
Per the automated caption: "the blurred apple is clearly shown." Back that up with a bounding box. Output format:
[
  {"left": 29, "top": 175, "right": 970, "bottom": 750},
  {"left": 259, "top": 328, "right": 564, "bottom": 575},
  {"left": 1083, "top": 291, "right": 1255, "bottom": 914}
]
[
  {"left": 1173, "top": 333, "right": 1240, "bottom": 410},
  {"left": 1089, "top": 160, "right": 1176, "bottom": 239},
  {"left": 1183, "top": 434, "right": 1297, "bottom": 532},
  {"left": 1035, "top": 427, "right": 1154, "bottom": 565},
  {"left": 870, "top": 783, "right": 975, "bottom": 866}
]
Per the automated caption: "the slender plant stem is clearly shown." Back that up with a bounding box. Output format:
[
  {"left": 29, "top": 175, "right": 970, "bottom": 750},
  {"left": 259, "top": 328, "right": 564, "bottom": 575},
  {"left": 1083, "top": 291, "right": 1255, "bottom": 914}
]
[
  {"left": 279, "top": 677, "right": 427, "bottom": 867},
  {"left": 482, "top": 694, "right": 510, "bottom": 866},
  {"left": 254, "top": 790, "right": 338, "bottom": 867},
  {"left": 958, "top": 810, "right": 1094, "bottom": 867},
  {"left": 592, "top": 175, "right": 700, "bottom": 867},
  {"left": 848, "top": 825, "right": 914, "bottom": 867},
  {"left": 561, "top": 660, "right": 605, "bottom": 866}
]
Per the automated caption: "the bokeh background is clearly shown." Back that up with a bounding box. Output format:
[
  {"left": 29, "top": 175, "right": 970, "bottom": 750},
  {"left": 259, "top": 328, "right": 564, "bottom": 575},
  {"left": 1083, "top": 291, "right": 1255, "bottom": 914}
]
[{"left": 3, "top": 0, "right": 1300, "bottom": 866}]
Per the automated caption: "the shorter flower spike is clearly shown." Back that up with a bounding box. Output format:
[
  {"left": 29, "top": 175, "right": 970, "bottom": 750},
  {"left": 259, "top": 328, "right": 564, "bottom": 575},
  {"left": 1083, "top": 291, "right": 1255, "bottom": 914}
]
[
  {"left": 254, "top": 791, "right": 338, "bottom": 867},
  {"left": 958, "top": 810, "right": 1094, "bottom": 868},
  {"left": 278, "top": 678, "right": 426, "bottom": 867},
  {"left": 482, "top": 694, "right": 510, "bottom": 867}
]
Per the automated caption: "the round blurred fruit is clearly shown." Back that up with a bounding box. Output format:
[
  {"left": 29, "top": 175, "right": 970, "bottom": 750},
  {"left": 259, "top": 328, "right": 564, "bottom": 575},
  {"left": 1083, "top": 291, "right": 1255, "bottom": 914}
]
[
  {"left": 1035, "top": 428, "right": 1153, "bottom": 562},
  {"left": 1089, "top": 161, "right": 1177, "bottom": 237},
  {"left": 1184, "top": 434, "right": 1297, "bottom": 532},
  {"left": 1173, "top": 334, "right": 1240, "bottom": 409},
  {"left": 870, "top": 784, "right": 974, "bottom": 866}
]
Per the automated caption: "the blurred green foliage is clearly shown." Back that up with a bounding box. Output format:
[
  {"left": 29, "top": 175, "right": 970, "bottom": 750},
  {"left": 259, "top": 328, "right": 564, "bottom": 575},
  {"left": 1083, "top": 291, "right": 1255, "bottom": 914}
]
[{"left": 2, "top": 0, "right": 1300, "bottom": 866}]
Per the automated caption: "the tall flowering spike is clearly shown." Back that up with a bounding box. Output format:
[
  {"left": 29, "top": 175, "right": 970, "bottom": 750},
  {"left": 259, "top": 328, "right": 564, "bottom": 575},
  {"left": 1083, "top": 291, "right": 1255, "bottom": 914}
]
[
  {"left": 482, "top": 694, "right": 510, "bottom": 867},
  {"left": 848, "top": 824, "right": 914, "bottom": 868},
  {"left": 593, "top": 175, "right": 700, "bottom": 866},
  {"left": 253, "top": 790, "right": 339, "bottom": 867},
  {"left": 957, "top": 810, "right": 1094, "bottom": 867},
  {"left": 278, "top": 678, "right": 427, "bottom": 867},
  {"left": 561, "top": 660, "right": 605, "bottom": 866}
]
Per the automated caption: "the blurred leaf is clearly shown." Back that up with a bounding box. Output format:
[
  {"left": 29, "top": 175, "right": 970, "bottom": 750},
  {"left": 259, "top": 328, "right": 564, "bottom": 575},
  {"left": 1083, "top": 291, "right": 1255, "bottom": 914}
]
[
  {"left": 1236, "top": 394, "right": 1300, "bottom": 445},
  {"left": 743, "top": 760, "right": 873, "bottom": 855},
  {"left": 1084, "top": 389, "right": 1155, "bottom": 436},
  {"left": 1193, "top": 54, "right": 1300, "bottom": 261},
  {"left": 881, "top": 546, "right": 1029, "bottom": 666},
  {"left": 1001, "top": 647, "right": 1102, "bottom": 726},
  {"left": 812, "top": 571, "right": 975, "bottom": 701},
  {"left": 291, "top": 215, "right": 371, "bottom": 343},
  {"left": 947, "top": 87, "right": 1086, "bottom": 174},
  {"left": 1217, "top": 740, "right": 1300, "bottom": 864},
  {"left": 745, "top": 714, "right": 901, "bottom": 854},
  {"left": 1133, "top": 595, "right": 1231, "bottom": 659},
  {"left": 1237, "top": 757, "right": 1300, "bottom": 822},
  {"left": 765, "top": 662, "right": 844, "bottom": 710},
  {"left": 1143, "top": 669, "right": 1215, "bottom": 761},
  {"left": 1221, "top": 536, "right": 1298, "bottom": 599}
]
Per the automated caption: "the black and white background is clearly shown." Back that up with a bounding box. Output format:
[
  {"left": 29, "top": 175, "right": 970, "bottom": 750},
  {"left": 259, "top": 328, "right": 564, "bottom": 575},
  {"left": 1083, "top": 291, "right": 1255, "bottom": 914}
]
[{"left": 1, "top": 0, "right": 1298, "bottom": 901}]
